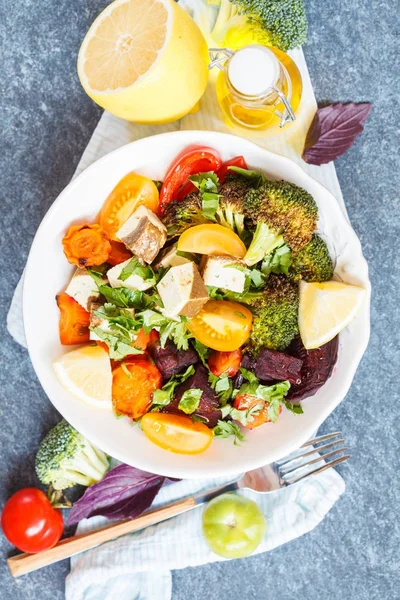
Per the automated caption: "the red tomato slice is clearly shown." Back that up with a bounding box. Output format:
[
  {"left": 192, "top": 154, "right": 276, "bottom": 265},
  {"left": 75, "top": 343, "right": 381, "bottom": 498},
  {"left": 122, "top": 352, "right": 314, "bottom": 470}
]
[
  {"left": 158, "top": 146, "right": 222, "bottom": 215},
  {"left": 216, "top": 156, "right": 248, "bottom": 184}
]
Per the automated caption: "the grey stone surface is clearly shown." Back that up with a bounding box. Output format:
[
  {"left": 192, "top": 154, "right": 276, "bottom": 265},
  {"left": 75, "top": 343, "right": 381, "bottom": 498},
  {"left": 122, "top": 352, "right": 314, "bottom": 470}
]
[{"left": 0, "top": 1, "right": 399, "bottom": 599}]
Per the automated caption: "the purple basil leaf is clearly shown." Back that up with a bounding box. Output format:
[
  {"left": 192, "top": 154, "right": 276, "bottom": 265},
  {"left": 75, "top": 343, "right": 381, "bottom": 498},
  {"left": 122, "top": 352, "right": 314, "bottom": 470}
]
[
  {"left": 302, "top": 102, "right": 372, "bottom": 165},
  {"left": 68, "top": 464, "right": 165, "bottom": 524}
]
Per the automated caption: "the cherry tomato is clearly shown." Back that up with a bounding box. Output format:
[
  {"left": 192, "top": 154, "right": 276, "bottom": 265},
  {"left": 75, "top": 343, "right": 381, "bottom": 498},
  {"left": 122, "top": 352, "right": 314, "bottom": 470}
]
[
  {"left": 141, "top": 413, "right": 213, "bottom": 454},
  {"left": 233, "top": 394, "right": 282, "bottom": 429},
  {"left": 216, "top": 156, "right": 248, "bottom": 184},
  {"left": 202, "top": 493, "right": 266, "bottom": 558},
  {"left": 1, "top": 489, "right": 63, "bottom": 553},
  {"left": 208, "top": 349, "right": 242, "bottom": 377},
  {"left": 177, "top": 224, "right": 246, "bottom": 258},
  {"left": 187, "top": 300, "right": 252, "bottom": 352},
  {"left": 107, "top": 240, "right": 133, "bottom": 266},
  {"left": 99, "top": 173, "right": 159, "bottom": 240},
  {"left": 112, "top": 357, "right": 162, "bottom": 419},
  {"left": 159, "top": 147, "right": 222, "bottom": 215}
]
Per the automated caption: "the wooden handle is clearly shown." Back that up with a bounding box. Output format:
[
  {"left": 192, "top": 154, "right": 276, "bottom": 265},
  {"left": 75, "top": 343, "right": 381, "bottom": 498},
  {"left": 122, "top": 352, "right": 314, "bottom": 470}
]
[{"left": 7, "top": 496, "right": 196, "bottom": 578}]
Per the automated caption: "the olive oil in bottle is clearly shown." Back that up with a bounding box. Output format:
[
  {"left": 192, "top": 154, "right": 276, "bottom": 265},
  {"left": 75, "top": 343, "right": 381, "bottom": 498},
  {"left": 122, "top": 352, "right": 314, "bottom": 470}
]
[{"left": 210, "top": 45, "right": 302, "bottom": 135}]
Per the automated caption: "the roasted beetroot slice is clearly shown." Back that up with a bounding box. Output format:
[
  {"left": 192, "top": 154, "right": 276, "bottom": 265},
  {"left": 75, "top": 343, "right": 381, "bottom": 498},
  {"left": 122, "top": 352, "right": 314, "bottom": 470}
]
[
  {"left": 148, "top": 340, "right": 198, "bottom": 380},
  {"left": 286, "top": 336, "right": 339, "bottom": 402},
  {"left": 162, "top": 364, "right": 221, "bottom": 428},
  {"left": 255, "top": 348, "right": 303, "bottom": 385}
]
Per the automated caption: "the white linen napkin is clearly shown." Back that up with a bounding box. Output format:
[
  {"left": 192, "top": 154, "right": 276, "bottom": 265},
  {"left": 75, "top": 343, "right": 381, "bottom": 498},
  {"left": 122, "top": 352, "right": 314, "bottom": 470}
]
[{"left": 7, "top": 2, "right": 348, "bottom": 598}]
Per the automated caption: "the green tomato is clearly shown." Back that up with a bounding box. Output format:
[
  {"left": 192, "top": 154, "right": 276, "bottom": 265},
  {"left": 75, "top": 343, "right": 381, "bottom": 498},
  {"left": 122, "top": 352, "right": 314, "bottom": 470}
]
[{"left": 202, "top": 493, "right": 266, "bottom": 559}]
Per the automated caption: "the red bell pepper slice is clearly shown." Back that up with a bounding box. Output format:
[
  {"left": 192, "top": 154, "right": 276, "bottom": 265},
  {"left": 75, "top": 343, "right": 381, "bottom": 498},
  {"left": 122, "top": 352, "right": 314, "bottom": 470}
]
[
  {"left": 158, "top": 146, "right": 222, "bottom": 215},
  {"left": 175, "top": 179, "right": 197, "bottom": 202},
  {"left": 216, "top": 156, "right": 248, "bottom": 184}
]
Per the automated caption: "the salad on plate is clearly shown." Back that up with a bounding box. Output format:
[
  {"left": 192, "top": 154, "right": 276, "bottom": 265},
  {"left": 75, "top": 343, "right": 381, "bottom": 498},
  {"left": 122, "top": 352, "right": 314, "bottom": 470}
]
[{"left": 54, "top": 146, "right": 366, "bottom": 454}]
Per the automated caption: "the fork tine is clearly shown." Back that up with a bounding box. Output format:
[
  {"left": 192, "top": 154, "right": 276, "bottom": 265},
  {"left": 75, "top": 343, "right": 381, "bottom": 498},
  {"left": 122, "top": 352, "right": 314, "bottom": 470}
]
[
  {"left": 278, "top": 439, "right": 345, "bottom": 471},
  {"left": 300, "top": 431, "right": 342, "bottom": 448},
  {"left": 284, "top": 455, "right": 350, "bottom": 485},
  {"left": 281, "top": 447, "right": 349, "bottom": 480}
]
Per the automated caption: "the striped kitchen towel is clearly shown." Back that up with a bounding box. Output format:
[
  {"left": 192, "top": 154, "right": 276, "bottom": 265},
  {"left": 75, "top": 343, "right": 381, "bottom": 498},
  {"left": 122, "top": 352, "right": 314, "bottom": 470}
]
[{"left": 7, "top": 2, "right": 347, "bottom": 599}]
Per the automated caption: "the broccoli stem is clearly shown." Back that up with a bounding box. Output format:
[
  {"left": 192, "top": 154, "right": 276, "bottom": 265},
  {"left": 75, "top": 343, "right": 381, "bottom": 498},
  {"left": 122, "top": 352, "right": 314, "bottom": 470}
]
[{"left": 245, "top": 222, "right": 284, "bottom": 266}]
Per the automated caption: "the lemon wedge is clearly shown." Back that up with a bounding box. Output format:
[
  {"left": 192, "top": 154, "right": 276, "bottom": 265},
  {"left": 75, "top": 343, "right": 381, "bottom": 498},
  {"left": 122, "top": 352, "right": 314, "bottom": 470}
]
[
  {"left": 77, "top": 0, "right": 209, "bottom": 123},
  {"left": 299, "top": 280, "right": 366, "bottom": 349},
  {"left": 54, "top": 346, "right": 112, "bottom": 409}
]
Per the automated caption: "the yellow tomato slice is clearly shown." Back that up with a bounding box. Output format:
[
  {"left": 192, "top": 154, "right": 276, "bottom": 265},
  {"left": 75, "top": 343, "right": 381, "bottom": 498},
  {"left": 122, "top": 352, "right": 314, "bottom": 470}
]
[
  {"left": 141, "top": 413, "right": 213, "bottom": 454},
  {"left": 99, "top": 173, "right": 159, "bottom": 240},
  {"left": 187, "top": 300, "right": 253, "bottom": 351},
  {"left": 177, "top": 224, "right": 246, "bottom": 258}
]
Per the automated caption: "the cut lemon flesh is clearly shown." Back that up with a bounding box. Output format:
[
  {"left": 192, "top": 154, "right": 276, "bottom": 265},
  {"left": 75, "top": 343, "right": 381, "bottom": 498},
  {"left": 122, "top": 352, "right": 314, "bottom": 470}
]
[
  {"left": 54, "top": 345, "right": 112, "bottom": 408},
  {"left": 299, "top": 281, "right": 366, "bottom": 349},
  {"left": 77, "top": 0, "right": 209, "bottom": 123}
]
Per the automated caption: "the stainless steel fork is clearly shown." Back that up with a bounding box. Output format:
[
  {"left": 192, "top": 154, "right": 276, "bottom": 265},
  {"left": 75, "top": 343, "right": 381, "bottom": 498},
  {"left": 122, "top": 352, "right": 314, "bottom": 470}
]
[
  {"left": 196, "top": 431, "right": 350, "bottom": 503},
  {"left": 8, "top": 431, "right": 349, "bottom": 578}
]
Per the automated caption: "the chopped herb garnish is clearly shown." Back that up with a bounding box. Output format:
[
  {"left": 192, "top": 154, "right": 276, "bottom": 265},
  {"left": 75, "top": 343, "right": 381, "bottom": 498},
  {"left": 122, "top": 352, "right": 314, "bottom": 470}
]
[
  {"left": 91, "top": 327, "right": 143, "bottom": 361},
  {"left": 213, "top": 420, "right": 245, "bottom": 444},
  {"left": 189, "top": 171, "right": 221, "bottom": 221},
  {"left": 118, "top": 257, "right": 156, "bottom": 285},
  {"left": 178, "top": 388, "right": 203, "bottom": 414},
  {"left": 151, "top": 365, "right": 195, "bottom": 408}
]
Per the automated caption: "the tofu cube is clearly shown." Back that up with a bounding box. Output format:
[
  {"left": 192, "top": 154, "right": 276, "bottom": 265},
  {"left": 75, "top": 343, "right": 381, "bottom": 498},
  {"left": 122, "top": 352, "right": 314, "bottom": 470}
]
[
  {"left": 107, "top": 258, "right": 153, "bottom": 291},
  {"left": 200, "top": 255, "right": 246, "bottom": 293},
  {"left": 65, "top": 268, "right": 101, "bottom": 311},
  {"left": 117, "top": 205, "right": 167, "bottom": 264},
  {"left": 154, "top": 245, "right": 193, "bottom": 269},
  {"left": 157, "top": 262, "right": 209, "bottom": 318}
]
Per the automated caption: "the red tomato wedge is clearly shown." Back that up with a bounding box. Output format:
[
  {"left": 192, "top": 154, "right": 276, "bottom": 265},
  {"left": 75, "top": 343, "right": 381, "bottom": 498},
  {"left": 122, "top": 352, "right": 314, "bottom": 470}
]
[
  {"left": 216, "top": 156, "right": 248, "bottom": 184},
  {"left": 158, "top": 146, "right": 222, "bottom": 215},
  {"left": 208, "top": 349, "right": 242, "bottom": 377}
]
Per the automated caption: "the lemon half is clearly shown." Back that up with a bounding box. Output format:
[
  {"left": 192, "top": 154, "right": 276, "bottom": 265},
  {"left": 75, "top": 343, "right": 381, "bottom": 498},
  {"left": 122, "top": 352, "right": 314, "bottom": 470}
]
[
  {"left": 299, "top": 280, "right": 366, "bottom": 349},
  {"left": 77, "top": 0, "right": 209, "bottom": 123}
]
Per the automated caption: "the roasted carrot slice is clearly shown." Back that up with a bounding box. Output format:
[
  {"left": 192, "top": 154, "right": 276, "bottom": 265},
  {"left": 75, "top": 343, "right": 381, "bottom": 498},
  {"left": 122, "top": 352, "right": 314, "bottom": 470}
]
[
  {"left": 56, "top": 293, "right": 90, "bottom": 345},
  {"left": 107, "top": 240, "right": 132, "bottom": 266},
  {"left": 62, "top": 224, "right": 111, "bottom": 268},
  {"left": 112, "top": 357, "right": 162, "bottom": 419}
]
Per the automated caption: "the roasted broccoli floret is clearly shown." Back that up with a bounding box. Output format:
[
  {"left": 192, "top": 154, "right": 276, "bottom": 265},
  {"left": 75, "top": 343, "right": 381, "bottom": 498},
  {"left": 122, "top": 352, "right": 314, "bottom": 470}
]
[
  {"left": 290, "top": 234, "right": 334, "bottom": 282},
  {"left": 163, "top": 192, "right": 208, "bottom": 238},
  {"left": 216, "top": 173, "right": 252, "bottom": 235},
  {"left": 244, "top": 179, "right": 318, "bottom": 265},
  {"left": 35, "top": 420, "right": 109, "bottom": 490},
  {"left": 247, "top": 275, "right": 299, "bottom": 355}
]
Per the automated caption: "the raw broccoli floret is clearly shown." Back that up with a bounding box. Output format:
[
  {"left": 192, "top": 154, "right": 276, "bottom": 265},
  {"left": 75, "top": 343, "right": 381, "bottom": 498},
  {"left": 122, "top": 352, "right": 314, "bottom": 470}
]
[
  {"left": 35, "top": 420, "right": 109, "bottom": 490},
  {"left": 162, "top": 192, "right": 209, "bottom": 238},
  {"left": 247, "top": 274, "right": 299, "bottom": 355},
  {"left": 212, "top": 0, "right": 308, "bottom": 52},
  {"left": 243, "top": 179, "right": 318, "bottom": 265},
  {"left": 290, "top": 234, "right": 334, "bottom": 282}
]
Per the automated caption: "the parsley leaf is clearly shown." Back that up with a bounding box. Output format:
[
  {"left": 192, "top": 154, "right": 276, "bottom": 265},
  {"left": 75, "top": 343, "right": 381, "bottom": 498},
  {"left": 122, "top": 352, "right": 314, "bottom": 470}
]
[
  {"left": 261, "top": 243, "right": 292, "bottom": 277},
  {"left": 213, "top": 420, "right": 245, "bottom": 444},
  {"left": 118, "top": 257, "right": 156, "bottom": 285},
  {"left": 151, "top": 365, "right": 195, "bottom": 408},
  {"left": 87, "top": 269, "right": 106, "bottom": 288},
  {"left": 209, "top": 372, "right": 234, "bottom": 406},
  {"left": 228, "top": 166, "right": 264, "bottom": 187},
  {"left": 178, "top": 388, "right": 203, "bottom": 414},
  {"left": 189, "top": 171, "right": 221, "bottom": 221},
  {"left": 282, "top": 400, "right": 304, "bottom": 415},
  {"left": 94, "top": 304, "right": 140, "bottom": 335},
  {"left": 138, "top": 309, "right": 192, "bottom": 350},
  {"left": 91, "top": 327, "right": 143, "bottom": 360},
  {"left": 192, "top": 340, "right": 210, "bottom": 367}
]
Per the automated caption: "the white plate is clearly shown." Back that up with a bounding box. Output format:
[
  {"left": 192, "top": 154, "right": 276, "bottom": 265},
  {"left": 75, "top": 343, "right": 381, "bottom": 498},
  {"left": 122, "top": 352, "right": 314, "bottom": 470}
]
[{"left": 23, "top": 130, "right": 370, "bottom": 479}]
